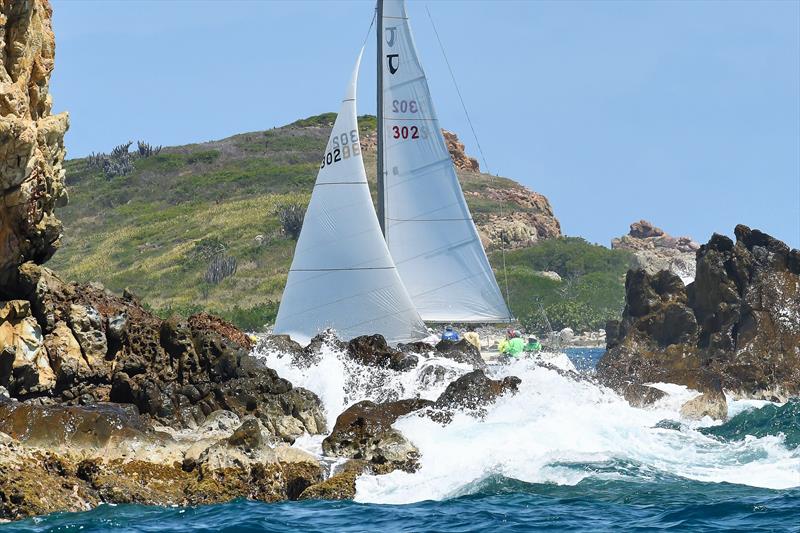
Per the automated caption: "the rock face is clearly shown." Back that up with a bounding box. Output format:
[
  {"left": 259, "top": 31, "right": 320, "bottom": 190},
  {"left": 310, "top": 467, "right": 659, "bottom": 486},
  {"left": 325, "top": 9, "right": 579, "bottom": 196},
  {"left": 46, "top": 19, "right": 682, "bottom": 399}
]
[
  {"left": 599, "top": 225, "right": 800, "bottom": 402},
  {"left": 442, "top": 129, "right": 480, "bottom": 172},
  {"left": 468, "top": 185, "right": 561, "bottom": 250},
  {"left": 322, "top": 398, "right": 433, "bottom": 473},
  {"left": 0, "top": 398, "right": 323, "bottom": 520},
  {"left": 0, "top": 264, "right": 326, "bottom": 441},
  {"left": 0, "top": 0, "right": 69, "bottom": 286},
  {"left": 612, "top": 220, "right": 699, "bottom": 283}
]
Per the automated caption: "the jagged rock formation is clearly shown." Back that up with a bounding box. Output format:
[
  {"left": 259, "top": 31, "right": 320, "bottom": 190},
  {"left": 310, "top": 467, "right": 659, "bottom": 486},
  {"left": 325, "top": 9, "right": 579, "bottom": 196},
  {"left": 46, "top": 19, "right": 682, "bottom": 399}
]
[
  {"left": 0, "top": 399, "right": 323, "bottom": 520},
  {"left": 599, "top": 225, "right": 800, "bottom": 403},
  {"left": 442, "top": 129, "right": 480, "bottom": 171},
  {"left": 0, "top": 264, "right": 326, "bottom": 440},
  {"left": 0, "top": 0, "right": 69, "bottom": 286},
  {"left": 468, "top": 185, "right": 561, "bottom": 250},
  {"left": 612, "top": 220, "right": 699, "bottom": 283}
]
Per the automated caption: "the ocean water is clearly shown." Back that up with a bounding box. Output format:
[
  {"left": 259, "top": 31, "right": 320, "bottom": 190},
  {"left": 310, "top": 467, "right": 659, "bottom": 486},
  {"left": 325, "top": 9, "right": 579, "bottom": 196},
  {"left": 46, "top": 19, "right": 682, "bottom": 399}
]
[{"left": 4, "top": 347, "right": 800, "bottom": 532}]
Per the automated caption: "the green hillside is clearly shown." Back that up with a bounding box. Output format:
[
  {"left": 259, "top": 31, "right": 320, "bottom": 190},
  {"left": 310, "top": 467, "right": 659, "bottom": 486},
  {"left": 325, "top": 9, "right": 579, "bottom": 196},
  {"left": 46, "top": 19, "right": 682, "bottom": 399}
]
[
  {"left": 52, "top": 114, "right": 632, "bottom": 332},
  {"left": 52, "top": 114, "right": 525, "bottom": 329}
]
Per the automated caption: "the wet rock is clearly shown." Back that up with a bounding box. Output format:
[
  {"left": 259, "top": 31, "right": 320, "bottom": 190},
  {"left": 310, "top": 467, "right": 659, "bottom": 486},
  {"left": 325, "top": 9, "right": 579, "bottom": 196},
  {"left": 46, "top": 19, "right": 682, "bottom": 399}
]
[
  {"left": 680, "top": 390, "right": 728, "bottom": 421},
  {"left": 347, "top": 334, "right": 418, "bottom": 371},
  {"left": 599, "top": 226, "right": 800, "bottom": 401},
  {"left": 433, "top": 369, "right": 520, "bottom": 413},
  {"left": 434, "top": 338, "right": 486, "bottom": 370},
  {"left": 298, "top": 459, "right": 370, "bottom": 501},
  {"left": 322, "top": 398, "right": 433, "bottom": 472}
]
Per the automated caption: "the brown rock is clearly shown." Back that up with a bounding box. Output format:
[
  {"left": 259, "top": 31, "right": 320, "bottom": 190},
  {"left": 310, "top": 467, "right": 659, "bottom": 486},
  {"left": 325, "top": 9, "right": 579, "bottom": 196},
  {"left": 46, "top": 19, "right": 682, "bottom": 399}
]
[
  {"left": 0, "top": 300, "right": 54, "bottom": 395},
  {"left": 322, "top": 398, "right": 433, "bottom": 472},
  {"left": 0, "top": 0, "right": 69, "bottom": 286},
  {"left": 599, "top": 226, "right": 800, "bottom": 402},
  {"left": 442, "top": 130, "right": 480, "bottom": 172}
]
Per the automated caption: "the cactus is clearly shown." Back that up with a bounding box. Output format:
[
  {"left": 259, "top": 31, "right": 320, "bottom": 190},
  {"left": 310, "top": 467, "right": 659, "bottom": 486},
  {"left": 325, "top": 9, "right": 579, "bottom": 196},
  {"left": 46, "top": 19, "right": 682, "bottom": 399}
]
[
  {"left": 204, "top": 255, "right": 237, "bottom": 285},
  {"left": 137, "top": 141, "right": 162, "bottom": 158},
  {"left": 277, "top": 202, "right": 306, "bottom": 240}
]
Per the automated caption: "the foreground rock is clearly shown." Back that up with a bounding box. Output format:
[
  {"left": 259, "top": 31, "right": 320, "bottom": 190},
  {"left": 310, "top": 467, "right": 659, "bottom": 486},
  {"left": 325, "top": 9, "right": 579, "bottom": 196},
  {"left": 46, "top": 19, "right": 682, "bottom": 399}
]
[
  {"left": 0, "top": 264, "right": 326, "bottom": 441},
  {"left": 0, "top": 0, "right": 70, "bottom": 287},
  {"left": 322, "top": 398, "right": 433, "bottom": 473},
  {"left": 612, "top": 220, "right": 699, "bottom": 283},
  {"left": 0, "top": 398, "right": 323, "bottom": 520},
  {"left": 600, "top": 225, "right": 800, "bottom": 404}
]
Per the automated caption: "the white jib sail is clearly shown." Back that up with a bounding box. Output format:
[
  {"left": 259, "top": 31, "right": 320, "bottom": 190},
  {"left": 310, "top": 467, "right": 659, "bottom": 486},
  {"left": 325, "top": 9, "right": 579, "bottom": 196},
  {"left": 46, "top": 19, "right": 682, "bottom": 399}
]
[
  {"left": 274, "top": 50, "right": 428, "bottom": 345},
  {"left": 380, "top": 0, "right": 511, "bottom": 322}
]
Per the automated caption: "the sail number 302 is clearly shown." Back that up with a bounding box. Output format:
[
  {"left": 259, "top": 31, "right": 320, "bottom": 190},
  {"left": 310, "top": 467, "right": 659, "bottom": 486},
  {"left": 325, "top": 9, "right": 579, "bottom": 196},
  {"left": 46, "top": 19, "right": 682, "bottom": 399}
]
[
  {"left": 320, "top": 129, "right": 360, "bottom": 169},
  {"left": 392, "top": 126, "right": 419, "bottom": 139}
]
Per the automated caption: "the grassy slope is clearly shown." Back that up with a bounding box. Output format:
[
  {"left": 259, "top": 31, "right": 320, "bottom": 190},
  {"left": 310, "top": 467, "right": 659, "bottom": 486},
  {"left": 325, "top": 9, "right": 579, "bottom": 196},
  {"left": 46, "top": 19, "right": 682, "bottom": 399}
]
[{"left": 51, "top": 114, "right": 528, "bottom": 329}]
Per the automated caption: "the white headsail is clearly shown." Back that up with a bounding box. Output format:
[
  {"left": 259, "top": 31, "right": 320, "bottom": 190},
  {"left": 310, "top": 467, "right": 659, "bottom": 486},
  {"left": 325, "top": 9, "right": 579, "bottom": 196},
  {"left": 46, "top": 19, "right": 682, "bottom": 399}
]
[
  {"left": 379, "top": 0, "right": 511, "bottom": 322},
  {"left": 274, "top": 50, "right": 428, "bottom": 345}
]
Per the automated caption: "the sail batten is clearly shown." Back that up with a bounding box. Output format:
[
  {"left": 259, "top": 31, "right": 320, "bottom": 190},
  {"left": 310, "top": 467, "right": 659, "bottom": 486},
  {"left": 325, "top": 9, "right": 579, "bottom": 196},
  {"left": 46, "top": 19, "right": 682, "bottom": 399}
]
[
  {"left": 274, "top": 49, "right": 428, "bottom": 345},
  {"left": 378, "top": 0, "right": 511, "bottom": 323}
]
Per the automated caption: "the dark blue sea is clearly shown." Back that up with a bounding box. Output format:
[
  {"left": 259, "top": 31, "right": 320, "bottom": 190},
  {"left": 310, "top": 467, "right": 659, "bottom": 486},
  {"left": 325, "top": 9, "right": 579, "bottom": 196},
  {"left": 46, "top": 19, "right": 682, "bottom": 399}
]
[{"left": 4, "top": 348, "right": 799, "bottom": 532}]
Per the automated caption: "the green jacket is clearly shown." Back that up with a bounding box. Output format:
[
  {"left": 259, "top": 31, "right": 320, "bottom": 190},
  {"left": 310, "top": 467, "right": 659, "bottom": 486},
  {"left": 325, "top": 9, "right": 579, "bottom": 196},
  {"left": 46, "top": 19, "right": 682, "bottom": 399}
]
[
  {"left": 501, "top": 337, "right": 525, "bottom": 357},
  {"left": 524, "top": 341, "right": 542, "bottom": 352}
]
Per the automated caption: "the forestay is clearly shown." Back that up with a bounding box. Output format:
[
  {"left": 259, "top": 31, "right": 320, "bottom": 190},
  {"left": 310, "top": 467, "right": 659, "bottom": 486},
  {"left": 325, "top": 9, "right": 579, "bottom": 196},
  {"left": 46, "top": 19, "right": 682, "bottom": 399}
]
[
  {"left": 274, "top": 51, "right": 428, "bottom": 345},
  {"left": 379, "top": 0, "right": 511, "bottom": 322}
]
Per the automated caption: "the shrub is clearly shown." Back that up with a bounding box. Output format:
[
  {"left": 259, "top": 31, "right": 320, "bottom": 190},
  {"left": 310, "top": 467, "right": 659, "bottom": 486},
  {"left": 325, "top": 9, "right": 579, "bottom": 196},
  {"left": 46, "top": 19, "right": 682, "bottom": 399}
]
[{"left": 189, "top": 237, "right": 227, "bottom": 263}]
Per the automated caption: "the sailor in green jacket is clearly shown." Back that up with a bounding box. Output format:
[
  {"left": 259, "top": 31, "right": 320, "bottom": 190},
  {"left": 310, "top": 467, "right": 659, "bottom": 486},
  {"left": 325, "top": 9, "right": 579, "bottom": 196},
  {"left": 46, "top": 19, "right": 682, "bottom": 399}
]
[
  {"left": 499, "top": 329, "right": 525, "bottom": 357},
  {"left": 524, "top": 336, "right": 542, "bottom": 353}
]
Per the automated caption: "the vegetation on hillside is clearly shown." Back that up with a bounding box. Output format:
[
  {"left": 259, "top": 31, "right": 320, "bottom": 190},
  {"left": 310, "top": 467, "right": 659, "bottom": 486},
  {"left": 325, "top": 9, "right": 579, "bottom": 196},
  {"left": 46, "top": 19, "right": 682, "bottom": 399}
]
[
  {"left": 51, "top": 114, "right": 524, "bottom": 330},
  {"left": 490, "top": 238, "right": 634, "bottom": 333}
]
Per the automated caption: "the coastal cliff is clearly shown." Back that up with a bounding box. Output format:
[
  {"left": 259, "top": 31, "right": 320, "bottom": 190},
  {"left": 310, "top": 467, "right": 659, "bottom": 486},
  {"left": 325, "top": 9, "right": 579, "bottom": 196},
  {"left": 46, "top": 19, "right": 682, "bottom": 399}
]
[
  {"left": 0, "top": 0, "right": 68, "bottom": 286},
  {"left": 599, "top": 225, "right": 800, "bottom": 404}
]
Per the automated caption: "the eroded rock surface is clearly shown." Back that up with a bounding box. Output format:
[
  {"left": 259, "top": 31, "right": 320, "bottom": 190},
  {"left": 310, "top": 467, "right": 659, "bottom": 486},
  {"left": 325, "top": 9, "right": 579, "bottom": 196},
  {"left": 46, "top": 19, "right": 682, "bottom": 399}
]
[
  {"left": 0, "top": 264, "right": 326, "bottom": 442},
  {"left": 599, "top": 225, "right": 800, "bottom": 402},
  {"left": 0, "top": 398, "right": 323, "bottom": 520},
  {"left": 0, "top": 0, "right": 69, "bottom": 286}
]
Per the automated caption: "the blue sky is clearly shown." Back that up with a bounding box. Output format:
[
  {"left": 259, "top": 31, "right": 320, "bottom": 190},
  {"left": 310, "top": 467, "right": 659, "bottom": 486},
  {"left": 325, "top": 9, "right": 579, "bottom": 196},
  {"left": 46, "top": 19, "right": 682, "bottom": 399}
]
[{"left": 50, "top": 0, "right": 799, "bottom": 248}]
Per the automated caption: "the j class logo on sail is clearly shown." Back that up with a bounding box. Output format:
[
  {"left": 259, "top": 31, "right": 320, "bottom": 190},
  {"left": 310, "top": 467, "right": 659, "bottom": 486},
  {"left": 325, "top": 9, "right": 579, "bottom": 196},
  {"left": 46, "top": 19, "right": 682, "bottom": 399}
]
[
  {"left": 320, "top": 128, "right": 360, "bottom": 169},
  {"left": 385, "top": 26, "right": 399, "bottom": 74}
]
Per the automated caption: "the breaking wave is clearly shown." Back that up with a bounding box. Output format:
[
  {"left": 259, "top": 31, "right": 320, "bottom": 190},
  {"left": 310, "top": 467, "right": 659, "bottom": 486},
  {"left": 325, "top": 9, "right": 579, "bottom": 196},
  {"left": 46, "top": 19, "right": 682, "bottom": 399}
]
[{"left": 255, "top": 343, "right": 800, "bottom": 504}]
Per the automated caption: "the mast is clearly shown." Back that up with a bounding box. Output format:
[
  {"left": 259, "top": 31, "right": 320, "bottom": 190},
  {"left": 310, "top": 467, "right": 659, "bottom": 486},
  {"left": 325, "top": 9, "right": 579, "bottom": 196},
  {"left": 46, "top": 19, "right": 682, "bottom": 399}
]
[{"left": 376, "top": 0, "right": 385, "bottom": 236}]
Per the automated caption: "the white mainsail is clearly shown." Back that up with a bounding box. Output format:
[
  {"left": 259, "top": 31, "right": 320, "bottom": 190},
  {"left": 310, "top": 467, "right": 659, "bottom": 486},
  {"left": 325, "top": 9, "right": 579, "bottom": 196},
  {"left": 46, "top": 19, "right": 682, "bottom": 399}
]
[
  {"left": 379, "top": 0, "right": 511, "bottom": 322},
  {"left": 274, "top": 51, "right": 428, "bottom": 345}
]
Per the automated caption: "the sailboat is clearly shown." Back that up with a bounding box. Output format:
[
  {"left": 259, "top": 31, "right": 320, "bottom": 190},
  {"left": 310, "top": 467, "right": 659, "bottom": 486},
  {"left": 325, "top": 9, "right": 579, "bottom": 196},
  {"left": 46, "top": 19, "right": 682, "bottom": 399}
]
[{"left": 273, "top": 0, "right": 511, "bottom": 345}]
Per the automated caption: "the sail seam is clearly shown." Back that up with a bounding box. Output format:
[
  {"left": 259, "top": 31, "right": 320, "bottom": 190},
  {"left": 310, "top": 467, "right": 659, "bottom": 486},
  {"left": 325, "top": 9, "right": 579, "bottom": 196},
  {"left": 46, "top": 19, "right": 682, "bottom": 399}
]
[
  {"left": 383, "top": 117, "right": 439, "bottom": 122},
  {"left": 314, "top": 181, "right": 369, "bottom": 186},
  {"left": 289, "top": 267, "right": 395, "bottom": 272},
  {"left": 386, "top": 217, "right": 473, "bottom": 222}
]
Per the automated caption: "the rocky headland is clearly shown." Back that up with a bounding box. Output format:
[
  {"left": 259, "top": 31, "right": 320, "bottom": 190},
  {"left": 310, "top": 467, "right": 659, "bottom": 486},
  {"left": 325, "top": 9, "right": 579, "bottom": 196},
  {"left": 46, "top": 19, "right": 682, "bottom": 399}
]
[
  {"left": 612, "top": 220, "right": 699, "bottom": 283},
  {"left": 599, "top": 225, "right": 800, "bottom": 415}
]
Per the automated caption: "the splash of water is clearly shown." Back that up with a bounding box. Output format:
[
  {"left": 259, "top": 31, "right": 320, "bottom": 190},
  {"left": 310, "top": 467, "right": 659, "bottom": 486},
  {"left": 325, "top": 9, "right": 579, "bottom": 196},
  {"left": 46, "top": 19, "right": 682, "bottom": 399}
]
[{"left": 254, "top": 341, "right": 800, "bottom": 505}]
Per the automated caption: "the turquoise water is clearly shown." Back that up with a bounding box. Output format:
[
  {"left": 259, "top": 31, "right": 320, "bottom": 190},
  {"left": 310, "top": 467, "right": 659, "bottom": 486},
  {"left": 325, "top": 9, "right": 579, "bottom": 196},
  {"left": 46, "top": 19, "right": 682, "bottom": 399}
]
[{"left": 3, "top": 347, "right": 799, "bottom": 532}]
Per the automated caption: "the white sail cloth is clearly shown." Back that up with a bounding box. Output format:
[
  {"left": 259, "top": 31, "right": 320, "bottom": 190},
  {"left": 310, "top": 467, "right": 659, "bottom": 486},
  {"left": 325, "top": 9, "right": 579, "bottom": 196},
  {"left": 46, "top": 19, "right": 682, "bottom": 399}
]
[
  {"left": 274, "top": 51, "right": 428, "bottom": 345},
  {"left": 380, "top": 0, "right": 511, "bottom": 322}
]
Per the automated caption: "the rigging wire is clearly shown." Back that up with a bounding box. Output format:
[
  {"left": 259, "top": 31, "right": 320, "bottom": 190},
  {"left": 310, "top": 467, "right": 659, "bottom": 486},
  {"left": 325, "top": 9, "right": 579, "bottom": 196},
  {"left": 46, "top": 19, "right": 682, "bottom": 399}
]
[
  {"left": 363, "top": 9, "right": 376, "bottom": 48},
  {"left": 425, "top": 5, "right": 514, "bottom": 323}
]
